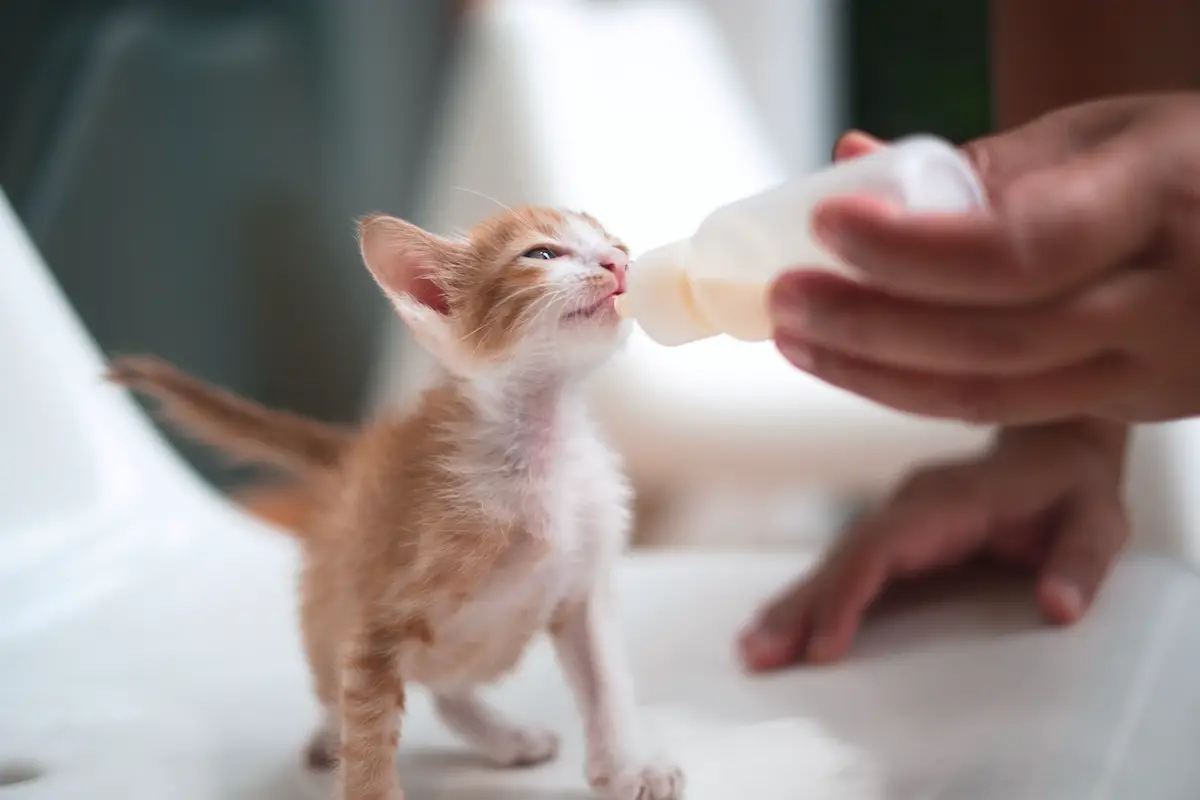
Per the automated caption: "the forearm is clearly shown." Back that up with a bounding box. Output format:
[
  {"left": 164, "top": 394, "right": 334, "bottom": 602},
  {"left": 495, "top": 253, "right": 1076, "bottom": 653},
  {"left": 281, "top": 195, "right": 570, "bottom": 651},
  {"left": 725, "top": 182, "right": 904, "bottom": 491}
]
[
  {"left": 998, "top": 419, "right": 1129, "bottom": 483},
  {"left": 989, "top": 0, "right": 1197, "bottom": 465},
  {"left": 990, "top": 0, "right": 1200, "bottom": 128}
]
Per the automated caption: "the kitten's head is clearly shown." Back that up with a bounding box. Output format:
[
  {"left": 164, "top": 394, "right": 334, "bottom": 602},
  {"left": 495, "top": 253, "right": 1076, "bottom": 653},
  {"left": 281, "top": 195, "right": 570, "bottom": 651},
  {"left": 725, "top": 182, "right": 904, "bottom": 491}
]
[{"left": 359, "top": 207, "right": 630, "bottom": 375}]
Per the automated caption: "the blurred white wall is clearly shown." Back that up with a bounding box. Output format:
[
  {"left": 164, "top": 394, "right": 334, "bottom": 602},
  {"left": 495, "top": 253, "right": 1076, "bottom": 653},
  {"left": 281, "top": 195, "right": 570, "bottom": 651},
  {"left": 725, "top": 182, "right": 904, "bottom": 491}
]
[{"left": 693, "top": 0, "right": 844, "bottom": 173}]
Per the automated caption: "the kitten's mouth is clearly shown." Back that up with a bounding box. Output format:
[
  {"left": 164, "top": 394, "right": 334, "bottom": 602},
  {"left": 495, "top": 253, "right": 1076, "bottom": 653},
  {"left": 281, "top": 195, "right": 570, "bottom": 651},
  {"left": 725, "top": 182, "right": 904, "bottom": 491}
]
[{"left": 563, "top": 293, "right": 618, "bottom": 322}]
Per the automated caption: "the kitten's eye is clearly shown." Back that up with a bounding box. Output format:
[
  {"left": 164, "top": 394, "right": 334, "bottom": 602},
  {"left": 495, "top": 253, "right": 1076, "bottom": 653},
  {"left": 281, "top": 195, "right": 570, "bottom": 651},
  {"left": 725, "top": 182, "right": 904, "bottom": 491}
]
[{"left": 522, "top": 246, "right": 561, "bottom": 261}]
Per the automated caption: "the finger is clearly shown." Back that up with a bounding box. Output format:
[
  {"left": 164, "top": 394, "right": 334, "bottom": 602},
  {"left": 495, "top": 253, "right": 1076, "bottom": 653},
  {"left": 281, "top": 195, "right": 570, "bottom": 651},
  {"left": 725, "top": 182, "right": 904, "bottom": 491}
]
[
  {"left": 999, "top": 138, "right": 1163, "bottom": 294},
  {"left": 1037, "top": 494, "right": 1128, "bottom": 625},
  {"left": 776, "top": 337, "right": 1135, "bottom": 425},
  {"left": 811, "top": 197, "right": 1019, "bottom": 304},
  {"left": 770, "top": 271, "right": 1109, "bottom": 376},
  {"left": 812, "top": 139, "right": 1162, "bottom": 306},
  {"left": 802, "top": 469, "right": 1006, "bottom": 664},
  {"left": 768, "top": 441, "right": 1095, "bottom": 666},
  {"left": 741, "top": 498, "right": 923, "bottom": 670},
  {"left": 805, "top": 540, "right": 890, "bottom": 664},
  {"left": 986, "top": 520, "right": 1053, "bottom": 569},
  {"left": 833, "top": 130, "right": 885, "bottom": 162},
  {"left": 739, "top": 577, "right": 820, "bottom": 672}
]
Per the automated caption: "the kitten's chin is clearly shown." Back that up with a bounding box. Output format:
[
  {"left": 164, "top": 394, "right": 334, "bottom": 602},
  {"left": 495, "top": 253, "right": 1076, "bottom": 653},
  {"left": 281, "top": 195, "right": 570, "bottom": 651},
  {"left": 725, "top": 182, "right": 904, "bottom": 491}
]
[{"left": 550, "top": 316, "right": 630, "bottom": 372}]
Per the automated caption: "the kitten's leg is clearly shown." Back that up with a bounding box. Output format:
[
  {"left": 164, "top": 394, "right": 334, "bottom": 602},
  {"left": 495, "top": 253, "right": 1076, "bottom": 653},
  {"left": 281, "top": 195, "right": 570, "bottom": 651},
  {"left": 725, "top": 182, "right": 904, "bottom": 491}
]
[
  {"left": 338, "top": 629, "right": 404, "bottom": 800},
  {"left": 305, "top": 707, "right": 341, "bottom": 772},
  {"left": 299, "top": 561, "right": 341, "bottom": 770},
  {"left": 433, "top": 690, "right": 560, "bottom": 767},
  {"left": 551, "top": 589, "right": 684, "bottom": 800}
]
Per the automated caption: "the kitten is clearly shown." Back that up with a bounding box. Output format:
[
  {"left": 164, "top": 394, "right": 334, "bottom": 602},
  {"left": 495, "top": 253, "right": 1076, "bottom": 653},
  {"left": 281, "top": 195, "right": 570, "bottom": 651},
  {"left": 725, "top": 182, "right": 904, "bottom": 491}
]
[{"left": 107, "top": 208, "right": 684, "bottom": 800}]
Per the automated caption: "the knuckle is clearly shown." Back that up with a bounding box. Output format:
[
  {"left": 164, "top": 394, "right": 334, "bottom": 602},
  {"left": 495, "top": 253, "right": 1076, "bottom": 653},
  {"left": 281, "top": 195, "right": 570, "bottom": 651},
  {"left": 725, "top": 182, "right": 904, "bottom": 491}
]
[
  {"left": 892, "top": 468, "right": 940, "bottom": 501},
  {"left": 947, "top": 379, "right": 1004, "bottom": 424},
  {"left": 893, "top": 463, "right": 974, "bottom": 504},
  {"left": 1094, "top": 496, "right": 1131, "bottom": 544},
  {"left": 1055, "top": 433, "right": 1124, "bottom": 488},
  {"left": 833, "top": 304, "right": 874, "bottom": 348},
  {"left": 960, "top": 140, "right": 997, "bottom": 190},
  {"left": 1071, "top": 526, "right": 1123, "bottom": 570},
  {"left": 961, "top": 319, "right": 1032, "bottom": 364},
  {"left": 1072, "top": 450, "right": 1119, "bottom": 488},
  {"left": 810, "top": 292, "right": 876, "bottom": 349}
]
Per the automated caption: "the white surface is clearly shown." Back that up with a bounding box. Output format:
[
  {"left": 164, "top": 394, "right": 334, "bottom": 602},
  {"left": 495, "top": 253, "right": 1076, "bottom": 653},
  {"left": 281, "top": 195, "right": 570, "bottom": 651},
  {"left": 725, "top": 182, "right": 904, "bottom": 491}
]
[
  {"left": 6, "top": 521, "right": 1200, "bottom": 799},
  {"left": 4, "top": 153, "right": 1200, "bottom": 799},
  {"left": 373, "top": 0, "right": 990, "bottom": 494}
]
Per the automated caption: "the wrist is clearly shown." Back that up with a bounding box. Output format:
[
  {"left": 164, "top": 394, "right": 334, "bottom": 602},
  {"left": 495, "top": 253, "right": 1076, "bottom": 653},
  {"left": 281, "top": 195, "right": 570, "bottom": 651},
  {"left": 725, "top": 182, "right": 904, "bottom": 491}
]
[{"left": 996, "top": 418, "right": 1129, "bottom": 479}]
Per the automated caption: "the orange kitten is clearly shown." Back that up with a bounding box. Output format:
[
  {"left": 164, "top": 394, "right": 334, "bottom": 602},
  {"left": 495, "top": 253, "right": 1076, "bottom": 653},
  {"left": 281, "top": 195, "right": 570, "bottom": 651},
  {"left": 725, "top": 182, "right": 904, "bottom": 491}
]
[{"left": 107, "top": 208, "right": 684, "bottom": 800}]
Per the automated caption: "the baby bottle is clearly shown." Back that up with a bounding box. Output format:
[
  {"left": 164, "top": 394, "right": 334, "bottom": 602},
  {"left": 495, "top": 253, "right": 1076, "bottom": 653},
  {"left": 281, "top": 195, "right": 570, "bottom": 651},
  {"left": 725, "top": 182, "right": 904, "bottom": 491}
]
[{"left": 615, "top": 135, "right": 986, "bottom": 346}]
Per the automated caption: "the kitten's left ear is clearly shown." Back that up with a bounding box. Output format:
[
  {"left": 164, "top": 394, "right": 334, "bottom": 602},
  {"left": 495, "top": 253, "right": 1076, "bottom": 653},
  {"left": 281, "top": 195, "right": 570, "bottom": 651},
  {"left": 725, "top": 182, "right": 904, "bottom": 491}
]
[{"left": 358, "top": 214, "right": 467, "bottom": 365}]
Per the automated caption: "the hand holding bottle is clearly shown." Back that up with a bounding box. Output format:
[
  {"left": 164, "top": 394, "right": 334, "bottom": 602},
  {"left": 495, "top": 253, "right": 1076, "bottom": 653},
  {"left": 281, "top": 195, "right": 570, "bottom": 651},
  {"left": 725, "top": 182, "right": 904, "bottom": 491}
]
[{"left": 770, "top": 94, "right": 1200, "bottom": 425}]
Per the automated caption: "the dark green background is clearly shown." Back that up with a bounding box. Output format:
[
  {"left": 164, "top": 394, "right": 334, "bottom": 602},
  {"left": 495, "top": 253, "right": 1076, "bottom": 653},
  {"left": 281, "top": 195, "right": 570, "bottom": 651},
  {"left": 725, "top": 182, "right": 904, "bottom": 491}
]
[{"left": 848, "top": 0, "right": 991, "bottom": 144}]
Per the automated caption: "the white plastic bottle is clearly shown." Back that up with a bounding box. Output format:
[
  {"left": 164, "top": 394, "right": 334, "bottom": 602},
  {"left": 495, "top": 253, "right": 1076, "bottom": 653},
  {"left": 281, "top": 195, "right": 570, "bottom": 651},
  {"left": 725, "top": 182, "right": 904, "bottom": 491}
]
[{"left": 615, "top": 135, "right": 986, "bottom": 346}]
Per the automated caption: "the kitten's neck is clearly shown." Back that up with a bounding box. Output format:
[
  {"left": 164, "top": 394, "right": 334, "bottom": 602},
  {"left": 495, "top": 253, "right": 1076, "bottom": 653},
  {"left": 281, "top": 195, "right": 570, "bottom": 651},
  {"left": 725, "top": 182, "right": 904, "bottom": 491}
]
[
  {"left": 438, "top": 364, "right": 589, "bottom": 477},
  {"left": 463, "top": 366, "right": 585, "bottom": 428}
]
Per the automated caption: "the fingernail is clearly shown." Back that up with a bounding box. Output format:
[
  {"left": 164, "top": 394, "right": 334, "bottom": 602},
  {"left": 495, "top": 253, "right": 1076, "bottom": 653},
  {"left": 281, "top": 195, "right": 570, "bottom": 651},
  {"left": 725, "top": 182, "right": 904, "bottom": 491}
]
[
  {"left": 1045, "top": 577, "right": 1086, "bottom": 623},
  {"left": 831, "top": 129, "right": 873, "bottom": 161},
  {"left": 739, "top": 629, "right": 792, "bottom": 670},
  {"left": 812, "top": 213, "right": 844, "bottom": 255},
  {"left": 777, "top": 338, "right": 813, "bottom": 370},
  {"left": 830, "top": 131, "right": 858, "bottom": 161}
]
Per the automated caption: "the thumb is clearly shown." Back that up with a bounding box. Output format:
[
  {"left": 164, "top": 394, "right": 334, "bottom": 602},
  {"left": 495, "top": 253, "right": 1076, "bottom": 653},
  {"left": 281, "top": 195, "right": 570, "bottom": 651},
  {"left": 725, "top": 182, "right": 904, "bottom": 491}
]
[
  {"left": 1036, "top": 493, "right": 1128, "bottom": 624},
  {"left": 997, "top": 138, "right": 1162, "bottom": 291},
  {"left": 959, "top": 96, "right": 1145, "bottom": 198}
]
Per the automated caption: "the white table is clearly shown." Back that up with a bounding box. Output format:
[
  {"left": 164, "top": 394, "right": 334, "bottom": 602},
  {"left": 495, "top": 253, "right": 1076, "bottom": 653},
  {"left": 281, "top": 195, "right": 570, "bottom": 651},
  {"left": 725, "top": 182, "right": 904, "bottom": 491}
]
[{"left": 4, "top": 491, "right": 1200, "bottom": 800}]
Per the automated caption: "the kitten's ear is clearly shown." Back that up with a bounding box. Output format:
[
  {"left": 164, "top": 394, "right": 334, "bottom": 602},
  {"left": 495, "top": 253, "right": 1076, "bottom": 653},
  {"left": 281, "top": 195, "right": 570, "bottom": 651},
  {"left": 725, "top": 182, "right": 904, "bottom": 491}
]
[
  {"left": 359, "top": 214, "right": 469, "bottom": 368},
  {"left": 358, "top": 214, "right": 462, "bottom": 314}
]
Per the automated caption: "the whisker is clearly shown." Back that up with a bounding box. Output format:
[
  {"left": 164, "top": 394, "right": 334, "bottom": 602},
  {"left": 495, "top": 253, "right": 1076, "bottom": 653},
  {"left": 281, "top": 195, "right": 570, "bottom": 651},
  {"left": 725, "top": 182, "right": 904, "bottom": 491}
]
[
  {"left": 451, "top": 187, "right": 515, "bottom": 215},
  {"left": 457, "top": 282, "right": 551, "bottom": 345},
  {"left": 473, "top": 288, "right": 566, "bottom": 358},
  {"left": 455, "top": 278, "right": 588, "bottom": 360}
]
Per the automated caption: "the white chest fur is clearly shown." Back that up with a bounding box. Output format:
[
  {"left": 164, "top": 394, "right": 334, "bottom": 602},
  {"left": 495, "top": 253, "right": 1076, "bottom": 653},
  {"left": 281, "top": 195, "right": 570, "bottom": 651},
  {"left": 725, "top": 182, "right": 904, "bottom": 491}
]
[{"left": 406, "top": 383, "right": 630, "bottom": 690}]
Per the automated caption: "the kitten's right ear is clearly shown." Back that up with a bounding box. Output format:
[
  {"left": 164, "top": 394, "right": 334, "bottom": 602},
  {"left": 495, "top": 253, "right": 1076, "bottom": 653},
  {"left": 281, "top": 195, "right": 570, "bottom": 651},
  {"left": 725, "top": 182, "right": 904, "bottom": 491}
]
[{"left": 358, "top": 214, "right": 462, "bottom": 314}]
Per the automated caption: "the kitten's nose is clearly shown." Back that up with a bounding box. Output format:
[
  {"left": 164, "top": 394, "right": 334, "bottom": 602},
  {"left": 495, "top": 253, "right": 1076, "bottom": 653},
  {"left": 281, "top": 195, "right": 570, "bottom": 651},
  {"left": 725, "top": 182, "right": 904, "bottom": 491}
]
[{"left": 599, "top": 250, "right": 628, "bottom": 293}]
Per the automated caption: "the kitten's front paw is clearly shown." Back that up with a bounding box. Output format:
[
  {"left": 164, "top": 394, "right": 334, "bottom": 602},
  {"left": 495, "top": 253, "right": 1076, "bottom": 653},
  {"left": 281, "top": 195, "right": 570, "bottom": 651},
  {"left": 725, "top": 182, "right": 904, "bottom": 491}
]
[
  {"left": 589, "top": 762, "right": 685, "bottom": 800},
  {"left": 304, "top": 728, "right": 339, "bottom": 771},
  {"left": 483, "top": 726, "right": 560, "bottom": 768}
]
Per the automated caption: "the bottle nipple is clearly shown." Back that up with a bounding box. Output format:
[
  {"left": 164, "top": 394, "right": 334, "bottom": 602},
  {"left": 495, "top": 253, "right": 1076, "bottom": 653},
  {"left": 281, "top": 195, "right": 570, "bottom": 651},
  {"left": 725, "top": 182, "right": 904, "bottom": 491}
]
[{"left": 623, "top": 241, "right": 721, "bottom": 346}]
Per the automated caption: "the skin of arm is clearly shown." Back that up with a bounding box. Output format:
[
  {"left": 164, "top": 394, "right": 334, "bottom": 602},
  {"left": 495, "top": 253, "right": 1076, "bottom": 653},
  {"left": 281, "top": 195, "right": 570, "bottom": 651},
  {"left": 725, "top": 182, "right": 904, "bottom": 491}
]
[
  {"left": 989, "top": 0, "right": 1200, "bottom": 488},
  {"left": 991, "top": 0, "right": 1200, "bottom": 128}
]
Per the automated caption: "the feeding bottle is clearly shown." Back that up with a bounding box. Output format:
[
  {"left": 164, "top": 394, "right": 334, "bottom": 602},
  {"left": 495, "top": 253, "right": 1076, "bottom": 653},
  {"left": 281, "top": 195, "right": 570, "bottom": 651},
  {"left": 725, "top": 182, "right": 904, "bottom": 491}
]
[{"left": 615, "top": 135, "right": 986, "bottom": 346}]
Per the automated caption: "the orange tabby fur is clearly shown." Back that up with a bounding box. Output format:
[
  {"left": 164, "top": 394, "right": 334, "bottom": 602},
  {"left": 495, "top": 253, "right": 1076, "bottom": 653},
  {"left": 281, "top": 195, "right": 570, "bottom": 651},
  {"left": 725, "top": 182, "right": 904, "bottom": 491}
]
[
  {"left": 107, "top": 208, "right": 683, "bottom": 800},
  {"left": 234, "top": 482, "right": 314, "bottom": 533}
]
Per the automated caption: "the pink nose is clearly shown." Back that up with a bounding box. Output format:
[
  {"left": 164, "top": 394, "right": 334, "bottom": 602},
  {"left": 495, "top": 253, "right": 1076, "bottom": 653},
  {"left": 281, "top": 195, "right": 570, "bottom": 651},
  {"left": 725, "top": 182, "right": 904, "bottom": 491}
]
[{"left": 599, "top": 250, "right": 628, "bottom": 293}]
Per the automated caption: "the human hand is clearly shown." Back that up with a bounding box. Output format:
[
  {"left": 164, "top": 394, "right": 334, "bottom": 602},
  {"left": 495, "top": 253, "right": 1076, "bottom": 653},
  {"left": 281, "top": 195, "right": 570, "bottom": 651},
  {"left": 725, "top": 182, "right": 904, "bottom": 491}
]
[
  {"left": 770, "top": 93, "right": 1200, "bottom": 425},
  {"left": 738, "top": 420, "right": 1128, "bottom": 671}
]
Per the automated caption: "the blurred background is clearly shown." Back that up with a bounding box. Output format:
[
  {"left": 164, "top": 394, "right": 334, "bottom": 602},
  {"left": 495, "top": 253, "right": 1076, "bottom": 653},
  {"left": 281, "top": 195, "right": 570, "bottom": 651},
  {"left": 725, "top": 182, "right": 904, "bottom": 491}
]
[{"left": 0, "top": 0, "right": 995, "bottom": 549}]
